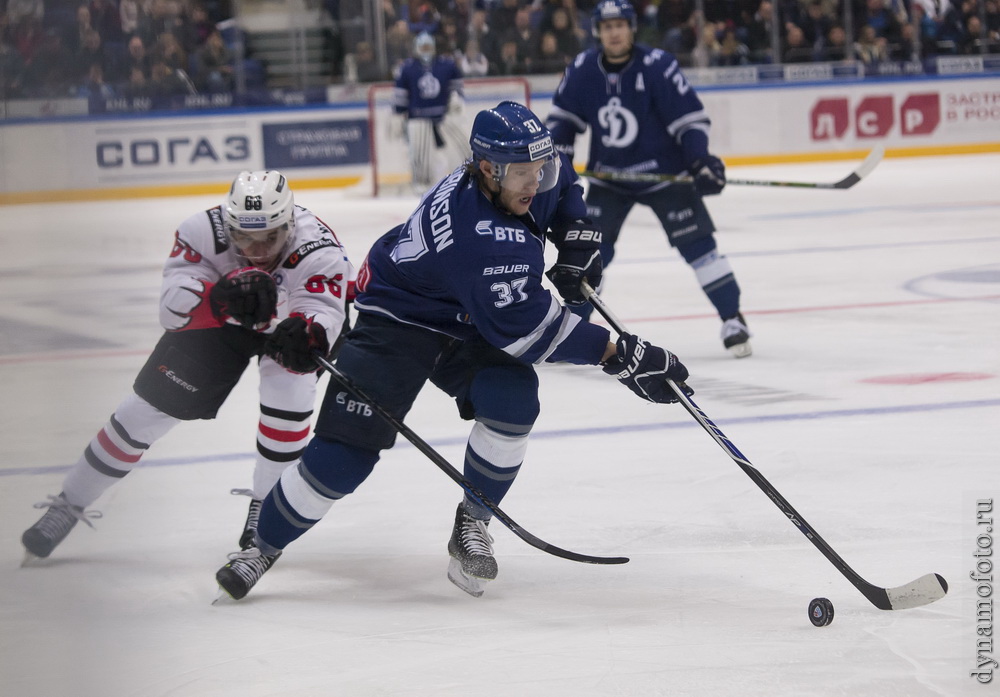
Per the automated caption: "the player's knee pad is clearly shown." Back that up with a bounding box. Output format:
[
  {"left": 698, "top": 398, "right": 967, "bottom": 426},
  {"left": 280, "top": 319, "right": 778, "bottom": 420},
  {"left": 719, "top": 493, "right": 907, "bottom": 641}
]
[
  {"left": 298, "top": 435, "right": 380, "bottom": 502},
  {"left": 468, "top": 365, "right": 539, "bottom": 436},
  {"left": 676, "top": 235, "right": 717, "bottom": 263},
  {"left": 112, "top": 392, "right": 179, "bottom": 446}
]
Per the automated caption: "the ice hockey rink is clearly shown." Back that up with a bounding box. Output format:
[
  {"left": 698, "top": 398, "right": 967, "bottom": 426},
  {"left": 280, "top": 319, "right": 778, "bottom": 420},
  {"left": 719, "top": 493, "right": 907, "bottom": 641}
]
[{"left": 1, "top": 152, "right": 998, "bottom": 697}]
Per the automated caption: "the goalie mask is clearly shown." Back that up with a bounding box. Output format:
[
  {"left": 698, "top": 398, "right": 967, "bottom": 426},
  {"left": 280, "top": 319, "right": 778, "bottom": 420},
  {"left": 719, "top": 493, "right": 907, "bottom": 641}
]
[
  {"left": 469, "top": 101, "right": 561, "bottom": 199},
  {"left": 223, "top": 170, "right": 295, "bottom": 269},
  {"left": 414, "top": 31, "right": 435, "bottom": 65}
]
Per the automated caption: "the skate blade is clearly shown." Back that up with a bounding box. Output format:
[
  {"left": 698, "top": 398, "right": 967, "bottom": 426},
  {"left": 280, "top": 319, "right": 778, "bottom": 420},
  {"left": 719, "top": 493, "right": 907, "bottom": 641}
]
[
  {"left": 447, "top": 558, "right": 491, "bottom": 598},
  {"left": 20, "top": 550, "right": 43, "bottom": 567},
  {"left": 212, "top": 588, "right": 237, "bottom": 605},
  {"left": 728, "top": 340, "right": 752, "bottom": 359}
]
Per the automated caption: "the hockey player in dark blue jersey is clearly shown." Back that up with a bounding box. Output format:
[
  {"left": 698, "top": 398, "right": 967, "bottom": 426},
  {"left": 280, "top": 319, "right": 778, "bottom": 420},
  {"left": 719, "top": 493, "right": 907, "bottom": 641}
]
[
  {"left": 215, "top": 101, "right": 693, "bottom": 600},
  {"left": 391, "top": 31, "right": 470, "bottom": 193},
  {"left": 545, "top": 0, "right": 752, "bottom": 358}
]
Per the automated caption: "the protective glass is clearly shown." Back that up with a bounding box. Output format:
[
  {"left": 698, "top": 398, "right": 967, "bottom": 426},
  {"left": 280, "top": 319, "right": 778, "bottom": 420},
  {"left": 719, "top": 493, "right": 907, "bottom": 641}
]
[
  {"left": 494, "top": 154, "right": 561, "bottom": 195},
  {"left": 227, "top": 223, "right": 291, "bottom": 266}
]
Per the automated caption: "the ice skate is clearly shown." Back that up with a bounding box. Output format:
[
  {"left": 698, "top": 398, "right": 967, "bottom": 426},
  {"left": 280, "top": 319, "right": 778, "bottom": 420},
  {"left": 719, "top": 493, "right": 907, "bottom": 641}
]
[
  {"left": 230, "top": 488, "right": 263, "bottom": 550},
  {"left": 21, "top": 494, "right": 101, "bottom": 565},
  {"left": 721, "top": 312, "right": 752, "bottom": 358},
  {"left": 215, "top": 545, "right": 281, "bottom": 601},
  {"left": 447, "top": 504, "right": 498, "bottom": 597}
]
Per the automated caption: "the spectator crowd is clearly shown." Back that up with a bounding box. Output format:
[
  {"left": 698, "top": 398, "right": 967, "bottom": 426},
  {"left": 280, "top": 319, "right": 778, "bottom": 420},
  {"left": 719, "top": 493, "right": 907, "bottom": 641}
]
[
  {"left": 1, "top": 0, "right": 998, "bottom": 101},
  {"left": 1, "top": 0, "right": 236, "bottom": 99}
]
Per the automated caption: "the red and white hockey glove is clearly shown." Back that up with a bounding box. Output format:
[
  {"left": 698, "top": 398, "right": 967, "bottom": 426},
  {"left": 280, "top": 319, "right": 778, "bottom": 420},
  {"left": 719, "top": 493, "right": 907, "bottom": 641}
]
[{"left": 264, "top": 314, "right": 329, "bottom": 374}]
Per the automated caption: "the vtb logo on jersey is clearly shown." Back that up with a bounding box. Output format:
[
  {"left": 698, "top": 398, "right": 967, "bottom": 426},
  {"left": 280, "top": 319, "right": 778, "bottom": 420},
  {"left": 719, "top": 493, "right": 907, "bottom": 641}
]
[
  {"left": 598, "top": 97, "right": 639, "bottom": 149},
  {"left": 417, "top": 72, "right": 441, "bottom": 100}
]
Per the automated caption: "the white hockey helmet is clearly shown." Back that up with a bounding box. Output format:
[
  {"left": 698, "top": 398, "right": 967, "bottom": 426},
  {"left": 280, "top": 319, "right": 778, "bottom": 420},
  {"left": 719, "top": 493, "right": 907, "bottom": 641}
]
[
  {"left": 414, "top": 31, "right": 435, "bottom": 64},
  {"left": 223, "top": 170, "right": 295, "bottom": 269}
]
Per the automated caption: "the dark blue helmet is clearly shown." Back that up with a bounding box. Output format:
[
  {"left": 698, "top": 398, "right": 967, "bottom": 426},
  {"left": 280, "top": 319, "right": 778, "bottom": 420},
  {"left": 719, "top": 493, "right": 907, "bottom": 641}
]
[
  {"left": 592, "top": 0, "right": 637, "bottom": 37},
  {"left": 470, "top": 101, "right": 555, "bottom": 165},
  {"left": 469, "top": 101, "right": 561, "bottom": 193}
]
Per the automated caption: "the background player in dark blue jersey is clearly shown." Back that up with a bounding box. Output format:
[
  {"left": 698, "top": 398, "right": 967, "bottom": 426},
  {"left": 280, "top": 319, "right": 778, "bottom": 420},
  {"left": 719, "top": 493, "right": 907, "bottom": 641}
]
[
  {"left": 214, "top": 101, "right": 692, "bottom": 600},
  {"left": 545, "top": 0, "right": 753, "bottom": 358},
  {"left": 391, "top": 31, "right": 470, "bottom": 194}
]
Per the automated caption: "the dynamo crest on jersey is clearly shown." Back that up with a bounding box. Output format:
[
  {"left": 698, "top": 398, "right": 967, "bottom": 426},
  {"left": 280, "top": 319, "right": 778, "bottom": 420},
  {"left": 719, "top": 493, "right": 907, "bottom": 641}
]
[
  {"left": 417, "top": 72, "right": 442, "bottom": 100},
  {"left": 598, "top": 97, "right": 639, "bottom": 148}
]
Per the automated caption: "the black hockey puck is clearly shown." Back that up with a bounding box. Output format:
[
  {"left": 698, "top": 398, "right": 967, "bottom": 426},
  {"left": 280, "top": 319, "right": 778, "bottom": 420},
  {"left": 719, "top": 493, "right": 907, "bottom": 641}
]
[{"left": 808, "top": 597, "right": 835, "bottom": 627}]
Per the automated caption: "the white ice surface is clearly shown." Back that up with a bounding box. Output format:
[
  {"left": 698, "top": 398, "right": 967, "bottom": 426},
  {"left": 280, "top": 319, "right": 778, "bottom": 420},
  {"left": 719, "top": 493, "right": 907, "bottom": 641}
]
[{"left": 1, "top": 154, "right": 998, "bottom": 697}]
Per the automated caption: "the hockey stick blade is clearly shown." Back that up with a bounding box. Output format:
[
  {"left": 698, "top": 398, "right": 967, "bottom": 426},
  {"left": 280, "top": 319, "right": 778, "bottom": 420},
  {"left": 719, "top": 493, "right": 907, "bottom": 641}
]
[
  {"left": 582, "top": 281, "right": 948, "bottom": 610},
  {"left": 828, "top": 144, "right": 885, "bottom": 189},
  {"left": 313, "top": 353, "right": 628, "bottom": 566},
  {"left": 874, "top": 573, "right": 949, "bottom": 611},
  {"left": 581, "top": 146, "right": 884, "bottom": 190}
]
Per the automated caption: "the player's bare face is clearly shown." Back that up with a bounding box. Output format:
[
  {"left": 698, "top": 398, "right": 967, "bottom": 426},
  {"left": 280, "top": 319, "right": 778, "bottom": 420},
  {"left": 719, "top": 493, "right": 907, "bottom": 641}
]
[
  {"left": 497, "top": 161, "right": 545, "bottom": 215},
  {"left": 598, "top": 18, "right": 633, "bottom": 62}
]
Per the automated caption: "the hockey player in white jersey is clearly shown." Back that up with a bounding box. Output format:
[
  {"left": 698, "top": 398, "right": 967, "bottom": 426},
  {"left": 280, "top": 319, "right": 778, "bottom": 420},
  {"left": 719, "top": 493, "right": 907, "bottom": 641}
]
[
  {"left": 391, "top": 31, "right": 469, "bottom": 193},
  {"left": 546, "top": 0, "right": 752, "bottom": 357},
  {"left": 20, "top": 170, "right": 353, "bottom": 564},
  {"left": 214, "top": 102, "right": 693, "bottom": 601}
]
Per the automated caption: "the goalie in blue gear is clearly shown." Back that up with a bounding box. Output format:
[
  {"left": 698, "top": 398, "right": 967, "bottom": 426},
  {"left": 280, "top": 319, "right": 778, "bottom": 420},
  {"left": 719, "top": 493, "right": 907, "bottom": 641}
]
[
  {"left": 214, "top": 101, "right": 692, "bottom": 601},
  {"left": 390, "top": 31, "right": 468, "bottom": 194},
  {"left": 546, "top": 0, "right": 752, "bottom": 358}
]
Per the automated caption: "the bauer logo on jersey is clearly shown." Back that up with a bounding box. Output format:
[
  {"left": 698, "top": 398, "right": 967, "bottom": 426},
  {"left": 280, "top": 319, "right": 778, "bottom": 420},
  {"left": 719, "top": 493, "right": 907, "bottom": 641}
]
[
  {"left": 237, "top": 215, "right": 268, "bottom": 229},
  {"left": 598, "top": 97, "right": 639, "bottom": 149},
  {"left": 282, "top": 238, "right": 337, "bottom": 269},
  {"left": 528, "top": 136, "right": 554, "bottom": 161}
]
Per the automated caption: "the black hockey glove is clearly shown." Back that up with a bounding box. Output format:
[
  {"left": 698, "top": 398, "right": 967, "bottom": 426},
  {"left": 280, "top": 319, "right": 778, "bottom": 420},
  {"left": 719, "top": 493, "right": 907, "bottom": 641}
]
[
  {"left": 545, "top": 219, "right": 603, "bottom": 306},
  {"left": 209, "top": 267, "right": 278, "bottom": 330},
  {"left": 689, "top": 155, "right": 726, "bottom": 196},
  {"left": 602, "top": 333, "right": 693, "bottom": 404},
  {"left": 265, "top": 315, "right": 330, "bottom": 374}
]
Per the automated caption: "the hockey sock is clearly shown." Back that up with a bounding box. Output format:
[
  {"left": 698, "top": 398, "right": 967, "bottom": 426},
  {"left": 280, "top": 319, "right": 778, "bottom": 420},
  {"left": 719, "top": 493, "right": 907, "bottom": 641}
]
[
  {"left": 255, "top": 436, "right": 379, "bottom": 550},
  {"left": 253, "top": 404, "right": 312, "bottom": 498},
  {"left": 461, "top": 421, "right": 527, "bottom": 520},
  {"left": 61, "top": 394, "right": 176, "bottom": 508},
  {"left": 683, "top": 245, "right": 741, "bottom": 320}
]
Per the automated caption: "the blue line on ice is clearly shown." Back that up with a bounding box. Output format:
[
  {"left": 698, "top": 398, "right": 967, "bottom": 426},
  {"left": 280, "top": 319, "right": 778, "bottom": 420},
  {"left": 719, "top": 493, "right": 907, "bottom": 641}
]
[{"left": 6, "top": 397, "right": 999, "bottom": 478}]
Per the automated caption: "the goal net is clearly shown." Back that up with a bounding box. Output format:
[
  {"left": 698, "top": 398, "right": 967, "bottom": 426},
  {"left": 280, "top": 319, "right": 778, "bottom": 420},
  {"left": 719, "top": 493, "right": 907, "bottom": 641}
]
[{"left": 367, "top": 77, "right": 531, "bottom": 197}]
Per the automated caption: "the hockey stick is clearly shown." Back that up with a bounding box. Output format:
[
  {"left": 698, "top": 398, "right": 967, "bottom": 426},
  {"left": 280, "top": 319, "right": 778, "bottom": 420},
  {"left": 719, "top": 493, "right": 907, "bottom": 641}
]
[
  {"left": 312, "top": 353, "right": 628, "bottom": 566},
  {"left": 582, "top": 146, "right": 884, "bottom": 190},
  {"left": 581, "top": 281, "right": 947, "bottom": 610}
]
